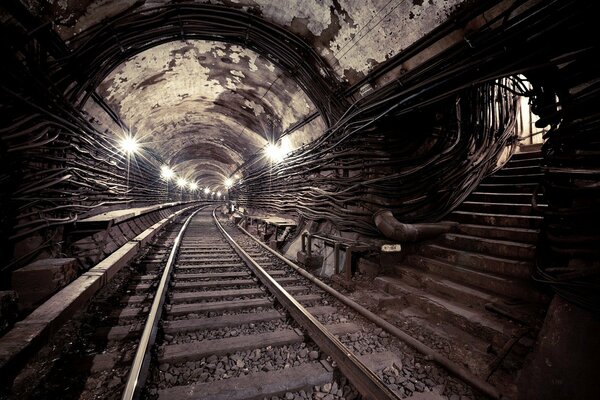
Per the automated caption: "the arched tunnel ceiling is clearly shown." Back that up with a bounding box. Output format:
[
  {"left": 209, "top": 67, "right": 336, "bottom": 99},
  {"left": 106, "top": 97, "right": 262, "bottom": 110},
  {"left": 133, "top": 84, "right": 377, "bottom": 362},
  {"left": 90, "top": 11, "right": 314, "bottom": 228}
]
[
  {"left": 87, "top": 40, "right": 323, "bottom": 187},
  {"left": 30, "top": 0, "right": 466, "bottom": 82},
  {"left": 31, "top": 0, "right": 469, "bottom": 189}
]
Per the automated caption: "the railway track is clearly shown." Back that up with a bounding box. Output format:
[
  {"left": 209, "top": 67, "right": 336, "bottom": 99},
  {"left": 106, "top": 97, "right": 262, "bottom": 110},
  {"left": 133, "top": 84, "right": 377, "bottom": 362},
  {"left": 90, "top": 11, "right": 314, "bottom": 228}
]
[
  {"left": 7, "top": 205, "right": 482, "bottom": 400},
  {"left": 111, "top": 207, "right": 400, "bottom": 400}
]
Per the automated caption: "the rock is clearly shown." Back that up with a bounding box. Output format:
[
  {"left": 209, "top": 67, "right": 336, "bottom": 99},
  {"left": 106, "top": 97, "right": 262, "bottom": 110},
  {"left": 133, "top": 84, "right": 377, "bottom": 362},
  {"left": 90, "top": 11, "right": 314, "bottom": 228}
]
[
  {"left": 158, "top": 363, "right": 169, "bottom": 372},
  {"left": 285, "top": 393, "right": 295, "bottom": 400},
  {"left": 323, "top": 382, "right": 332, "bottom": 392},
  {"left": 450, "top": 395, "right": 460, "bottom": 400},
  {"left": 406, "top": 382, "right": 415, "bottom": 392},
  {"left": 309, "top": 351, "right": 319, "bottom": 360},
  {"left": 108, "top": 377, "right": 121, "bottom": 388}
]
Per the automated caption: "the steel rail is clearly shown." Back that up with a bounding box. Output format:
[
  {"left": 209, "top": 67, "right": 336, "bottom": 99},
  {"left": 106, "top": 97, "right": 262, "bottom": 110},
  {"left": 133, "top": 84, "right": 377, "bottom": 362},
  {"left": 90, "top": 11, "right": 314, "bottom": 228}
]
[
  {"left": 235, "top": 220, "right": 503, "bottom": 399},
  {"left": 121, "top": 206, "right": 206, "bottom": 400},
  {"left": 212, "top": 209, "right": 400, "bottom": 400}
]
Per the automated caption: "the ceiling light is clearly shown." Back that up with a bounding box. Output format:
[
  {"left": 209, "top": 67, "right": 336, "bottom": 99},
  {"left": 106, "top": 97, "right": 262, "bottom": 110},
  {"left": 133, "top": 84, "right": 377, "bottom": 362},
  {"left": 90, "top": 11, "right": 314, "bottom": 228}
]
[
  {"left": 176, "top": 177, "right": 187, "bottom": 188},
  {"left": 224, "top": 178, "right": 234, "bottom": 188},
  {"left": 119, "top": 135, "right": 139, "bottom": 155},
  {"left": 188, "top": 182, "right": 198, "bottom": 191},
  {"left": 265, "top": 143, "right": 286, "bottom": 163},
  {"left": 204, "top": 187, "right": 210, "bottom": 194},
  {"left": 160, "top": 165, "right": 174, "bottom": 180}
]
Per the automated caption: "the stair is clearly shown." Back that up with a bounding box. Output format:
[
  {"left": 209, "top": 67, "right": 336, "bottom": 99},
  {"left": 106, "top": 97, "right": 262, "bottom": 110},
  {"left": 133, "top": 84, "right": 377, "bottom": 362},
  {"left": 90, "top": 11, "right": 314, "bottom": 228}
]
[{"left": 372, "top": 148, "right": 549, "bottom": 384}]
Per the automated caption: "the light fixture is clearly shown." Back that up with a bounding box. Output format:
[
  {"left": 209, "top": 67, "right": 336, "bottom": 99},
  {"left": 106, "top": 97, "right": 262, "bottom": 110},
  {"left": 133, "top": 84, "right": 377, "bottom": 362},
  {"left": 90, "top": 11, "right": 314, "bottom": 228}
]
[
  {"left": 265, "top": 143, "right": 286, "bottom": 163},
  {"left": 119, "top": 135, "right": 139, "bottom": 155},
  {"left": 176, "top": 177, "right": 187, "bottom": 188},
  {"left": 224, "top": 178, "right": 234, "bottom": 188},
  {"left": 204, "top": 187, "right": 210, "bottom": 194},
  {"left": 217, "top": 191, "right": 222, "bottom": 197},
  {"left": 160, "top": 165, "right": 174, "bottom": 180},
  {"left": 188, "top": 181, "right": 198, "bottom": 191}
]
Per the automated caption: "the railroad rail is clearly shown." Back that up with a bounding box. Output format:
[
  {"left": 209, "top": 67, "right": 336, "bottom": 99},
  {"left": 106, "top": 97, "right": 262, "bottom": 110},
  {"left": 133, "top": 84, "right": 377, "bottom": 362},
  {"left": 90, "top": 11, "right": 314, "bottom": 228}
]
[
  {"left": 117, "top": 206, "right": 400, "bottom": 399},
  {"left": 3, "top": 205, "right": 488, "bottom": 399}
]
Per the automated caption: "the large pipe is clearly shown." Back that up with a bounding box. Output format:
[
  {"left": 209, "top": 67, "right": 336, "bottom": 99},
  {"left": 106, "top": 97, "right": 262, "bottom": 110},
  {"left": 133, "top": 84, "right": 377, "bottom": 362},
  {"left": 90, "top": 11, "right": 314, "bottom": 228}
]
[{"left": 374, "top": 209, "right": 456, "bottom": 242}]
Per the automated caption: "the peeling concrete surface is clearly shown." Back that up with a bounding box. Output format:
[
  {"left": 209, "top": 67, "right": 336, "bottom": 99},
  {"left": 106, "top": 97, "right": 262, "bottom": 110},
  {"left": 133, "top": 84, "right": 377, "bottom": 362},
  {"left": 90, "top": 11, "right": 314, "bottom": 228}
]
[
  {"left": 35, "top": 0, "right": 468, "bottom": 187},
  {"left": 39, "top": 0, "right": 468, "bottom": 82},
  {"left": 86, "top": 40, "right": 320, "bottom": 188}
]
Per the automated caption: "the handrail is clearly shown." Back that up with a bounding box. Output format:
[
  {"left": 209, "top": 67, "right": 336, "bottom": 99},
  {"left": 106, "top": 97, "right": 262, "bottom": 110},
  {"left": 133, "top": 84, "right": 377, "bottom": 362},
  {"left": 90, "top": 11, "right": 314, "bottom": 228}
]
[{"left": 121, "top": 206, "right": 205, "bottom": 400}]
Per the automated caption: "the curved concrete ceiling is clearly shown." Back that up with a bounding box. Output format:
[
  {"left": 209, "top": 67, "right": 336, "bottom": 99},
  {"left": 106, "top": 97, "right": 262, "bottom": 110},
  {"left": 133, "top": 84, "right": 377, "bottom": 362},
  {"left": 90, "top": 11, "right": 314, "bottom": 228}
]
[
  {"left": 88, "top": 40, "right": 322, "bottom": 188},
  {"left": 32, "top": 0, "right": 469, "bottom": 190},
  {"left": 34, "top": 0, "right": 466, "bottom": 83}
]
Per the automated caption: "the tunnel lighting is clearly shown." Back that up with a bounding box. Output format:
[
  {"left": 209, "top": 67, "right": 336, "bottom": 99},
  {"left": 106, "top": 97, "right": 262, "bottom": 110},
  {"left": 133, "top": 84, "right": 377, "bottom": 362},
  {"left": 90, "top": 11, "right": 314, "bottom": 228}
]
[
  {"left": 204, "top": 187, "right": 210, "bottom": 194},
  {"left": 217, "top": 191, "right": 222, "bottom": 197},
  {"left": 265, "top": 143, "right": 286, "bottom": 163},
  {"left": 188, "top": 182, "right": 198, "bottom": 191},
  {"left": 176, "top": 177, "right": 187, "bottom": 188},
  {"left": 160, "top": 165, "right": 174, "bottom": 181},
  {"left": 224, "top": 178, "right": 234, "bottom": 188},
  {"left": 119, "top": 135, "right": 139, "bottom": 155}
]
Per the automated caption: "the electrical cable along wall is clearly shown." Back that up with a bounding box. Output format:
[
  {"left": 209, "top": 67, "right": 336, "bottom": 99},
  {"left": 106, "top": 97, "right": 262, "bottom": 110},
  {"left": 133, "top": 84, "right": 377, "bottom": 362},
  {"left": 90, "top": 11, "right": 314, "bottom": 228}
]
[
  {"left": 0, "top": 26, "right": 167, "bottom": 274},
  {"left": 232, "top": 80, "right": 520, "bottom": 236}
]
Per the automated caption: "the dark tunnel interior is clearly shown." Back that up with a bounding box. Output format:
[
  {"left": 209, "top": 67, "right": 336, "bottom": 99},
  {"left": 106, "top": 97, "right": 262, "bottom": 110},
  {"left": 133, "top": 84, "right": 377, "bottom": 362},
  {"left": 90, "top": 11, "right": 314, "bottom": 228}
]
[{"left": 1, "top": 1, "right": 599, "bottom": 399}]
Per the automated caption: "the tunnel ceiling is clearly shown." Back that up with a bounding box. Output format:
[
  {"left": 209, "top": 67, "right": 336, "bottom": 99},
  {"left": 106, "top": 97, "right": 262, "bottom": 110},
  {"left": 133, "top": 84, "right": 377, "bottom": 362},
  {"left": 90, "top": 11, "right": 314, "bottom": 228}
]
[
  {"left": 87, "top": 40, "right": 321, "bottom": 187},
  {"left": 23, "top": 0, "right": 469, "bottom": 189}
]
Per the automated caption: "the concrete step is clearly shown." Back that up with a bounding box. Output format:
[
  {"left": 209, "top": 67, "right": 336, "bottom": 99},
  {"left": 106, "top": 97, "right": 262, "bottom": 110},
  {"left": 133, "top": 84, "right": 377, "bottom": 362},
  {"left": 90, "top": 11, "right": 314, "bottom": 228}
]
[
  {"left": 483, "top": 173, "right": 544, "bottom": 185},
  {"left": 448, "top": 211, "right": 543, "bottom": 229},
  {"left": 392, "top": 264, "right": 509, "bottom": 309},
  {"left": 477, "top": 182, "right": 539, "bottom": 193},
  {"left": 405, "top": 254, "right": 542, "bottom": 302},
  {"left": 419, "top": 243, "right": 533, "bottom": 278},
  {"left": 505, "top": 157, "right": 544, "bottom": 167},
  {"left": 374, "top": 276, "right": 516, "bottom": 344},
  {"left": 440, "top": 233, "right": 537, "bottom": 260},
  {"left": 157, "top": 362, "right": 333, "bottom": 400},
  {"left": 380, "top": 307, "right": 497, "bottom": 376},
  {"left": 458, "top": 201, "right": 546, "bottom": 215},
  {"left": 467, "top": 192, "right": 544, "bottom": 205},
  {"left": 517, "top": 143, "right": 542, "bottom": 152},
  {"left": 454, "top": 224, "right": 539, "bottom": 244},
  {"left": 510, "top": 149, "right": 542, "bottom": 160},
  {"left": 495, "top": 165, "right": 541, "bottom": 176}
]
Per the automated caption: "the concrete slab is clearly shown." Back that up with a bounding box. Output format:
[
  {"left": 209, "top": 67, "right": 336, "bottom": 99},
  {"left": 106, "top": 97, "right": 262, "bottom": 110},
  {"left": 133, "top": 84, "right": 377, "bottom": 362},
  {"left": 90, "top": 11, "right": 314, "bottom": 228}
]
[
  {"left": 11, "top": 258, "right": 78, "bottom": 310},
  {"left": 157, "top": 362, "right": 332, "bottom": 400}
]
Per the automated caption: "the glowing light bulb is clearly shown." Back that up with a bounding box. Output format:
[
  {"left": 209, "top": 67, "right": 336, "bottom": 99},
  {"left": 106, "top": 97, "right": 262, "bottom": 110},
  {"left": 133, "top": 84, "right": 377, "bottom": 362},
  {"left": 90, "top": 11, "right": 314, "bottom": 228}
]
[
  {"left": 160, "top": 165, "right": 174, "bottom": 180},
  {"left": 120, "top": 135, "right": 139, "bottom": 155},
  {"left": 176, "top": 178, "right": 187, "bottom": 188}
]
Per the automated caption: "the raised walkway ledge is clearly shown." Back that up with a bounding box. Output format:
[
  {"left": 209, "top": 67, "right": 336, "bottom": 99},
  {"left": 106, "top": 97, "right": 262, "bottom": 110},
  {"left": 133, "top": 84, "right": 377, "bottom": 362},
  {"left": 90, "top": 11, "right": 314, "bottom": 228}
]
[{"left": 0, "top": 203, "right": 200, "bottom": 379}]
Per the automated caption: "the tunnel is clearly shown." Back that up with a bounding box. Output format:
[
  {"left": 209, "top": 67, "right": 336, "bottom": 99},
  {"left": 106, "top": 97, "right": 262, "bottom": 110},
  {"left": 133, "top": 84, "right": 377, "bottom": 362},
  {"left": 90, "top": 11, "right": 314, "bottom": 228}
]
[{"left": 0, "top": 1, "right": 599, "bottom": 399}]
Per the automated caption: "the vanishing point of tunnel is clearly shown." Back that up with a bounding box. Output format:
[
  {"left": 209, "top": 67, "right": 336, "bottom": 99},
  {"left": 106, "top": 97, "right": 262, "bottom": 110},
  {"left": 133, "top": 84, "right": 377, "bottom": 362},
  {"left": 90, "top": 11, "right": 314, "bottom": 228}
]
[{"left": 0, "top": 1, "right": 599, "bottom": 399}]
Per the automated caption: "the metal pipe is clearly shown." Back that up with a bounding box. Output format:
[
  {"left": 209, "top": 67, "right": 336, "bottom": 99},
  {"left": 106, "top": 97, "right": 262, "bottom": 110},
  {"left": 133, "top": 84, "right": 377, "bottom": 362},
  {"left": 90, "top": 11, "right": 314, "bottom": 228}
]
[
  {"left": 237, "top": 223, "right": 502, "bottom": 399},
  {"left": 373, "top": 209, "right": 457, "bottom": 242}
]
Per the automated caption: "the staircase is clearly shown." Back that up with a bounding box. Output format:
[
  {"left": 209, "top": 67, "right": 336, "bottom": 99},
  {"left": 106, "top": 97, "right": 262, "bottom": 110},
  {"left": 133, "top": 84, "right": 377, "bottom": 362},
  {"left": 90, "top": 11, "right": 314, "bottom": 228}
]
[{"left": 371, "top": 146, "right": 549, "bottom": 392}]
